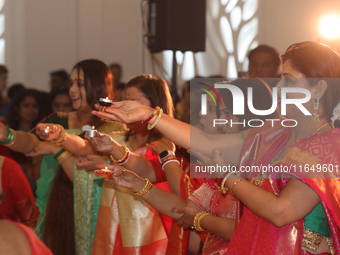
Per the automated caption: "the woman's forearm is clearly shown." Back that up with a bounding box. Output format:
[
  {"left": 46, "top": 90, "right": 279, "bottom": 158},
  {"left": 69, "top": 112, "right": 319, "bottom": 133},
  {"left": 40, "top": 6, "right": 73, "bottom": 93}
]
[
  {"left": 60, "top": 157, "right": 75, "bottom": 182},
  {"left": 7, "top": 131, "right": 39, "bottom": 154},
  {"left": 112, "top": 148, "right": 157, "bottom": 182},
  {"left": 163, "top": 162, "right": 183, "bottom": 196},
  {"left": 132, "top": 178, "right": 188, "bottom": 220},
  {"left": 153, "top": 114, "right": 243, "bottom": 166},
  {"left": 225, "top": 177, "right": 320, "bottom": 227},
  {"left": 200, "top": 215, "right": 235, "bottom": 241},
  {"left": 61, "top": 134, "right": 96, "bottom": 156}
]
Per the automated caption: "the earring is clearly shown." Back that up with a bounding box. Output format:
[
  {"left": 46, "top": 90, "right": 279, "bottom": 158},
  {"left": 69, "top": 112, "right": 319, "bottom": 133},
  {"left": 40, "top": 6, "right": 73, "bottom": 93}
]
[
  {"left": 277, "top": 85, "right": 281, "bottom": 98},
  {"left": 311, "top": 97, "right": 319, "bottom": 122}
]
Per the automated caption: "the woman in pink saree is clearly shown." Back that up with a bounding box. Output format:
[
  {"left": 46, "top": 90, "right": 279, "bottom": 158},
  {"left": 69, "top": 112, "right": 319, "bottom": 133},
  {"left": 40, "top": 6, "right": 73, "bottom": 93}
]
[{"left": 93, "top": 41, "right": 340, "bottom": 254}]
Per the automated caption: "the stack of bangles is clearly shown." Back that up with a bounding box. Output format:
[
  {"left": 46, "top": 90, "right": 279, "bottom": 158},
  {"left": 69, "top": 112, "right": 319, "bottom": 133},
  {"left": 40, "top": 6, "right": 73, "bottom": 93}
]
[
  {"left": 51, "top": 124, "right": 67, "bottom": 145},
  {"left": 141, "top": 106, "right": 163, "bottom": 130},
  {"left": 54, "top": 149, "right": 72, "bottom": 164},
  {"left": 0, "top": 127, "right": 17, "bottom": 146},
  {"left": 193, "top": 211, "right": 212, "bottom": 231},
  {"left": 134, "top": 178, "right": 153, "bottom": 197},
  {"left": 160, "top": 154, "right": 180, "bottom": 171},
  {"left": 219, "top": 171, "right": 246, "bottom": 194},
  {"left": 110, "top": 144, "right": 130, "bottom": 165}
]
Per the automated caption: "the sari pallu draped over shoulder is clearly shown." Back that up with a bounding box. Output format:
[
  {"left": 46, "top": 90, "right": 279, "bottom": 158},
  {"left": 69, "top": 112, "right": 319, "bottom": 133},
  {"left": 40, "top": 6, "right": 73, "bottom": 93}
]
[
  {"left": 91, "top": 134, "right": 171, "bottom": 255},
  {"left": 226, "top": 121, "right": 340, "bottom": 255}
]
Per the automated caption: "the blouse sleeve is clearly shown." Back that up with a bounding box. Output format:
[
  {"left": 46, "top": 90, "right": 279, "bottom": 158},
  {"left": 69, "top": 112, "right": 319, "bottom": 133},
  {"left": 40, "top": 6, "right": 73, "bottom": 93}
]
[{"left": 188, "top": 179, "right": 217, "bottom": 213}]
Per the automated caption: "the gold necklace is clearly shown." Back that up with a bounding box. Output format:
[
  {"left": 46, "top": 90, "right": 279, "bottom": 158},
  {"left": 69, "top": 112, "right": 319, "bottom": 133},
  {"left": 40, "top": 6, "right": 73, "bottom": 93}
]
[{"left": 313, "top": 122, "right": 331, "bottom": 134}]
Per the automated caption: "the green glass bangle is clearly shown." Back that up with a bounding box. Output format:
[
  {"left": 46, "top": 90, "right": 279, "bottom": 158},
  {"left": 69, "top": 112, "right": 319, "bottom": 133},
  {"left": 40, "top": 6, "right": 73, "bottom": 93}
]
[
  {"left": 54, "top": 149, "right": 65, "bottom": 160},
  {"left": 1, "top": 127, "right": 13, "bottom": 145}
]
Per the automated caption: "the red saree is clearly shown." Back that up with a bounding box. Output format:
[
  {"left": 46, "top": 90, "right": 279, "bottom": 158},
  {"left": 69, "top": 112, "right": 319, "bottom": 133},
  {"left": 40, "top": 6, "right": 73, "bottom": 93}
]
[
  {"left": 0, "top": 156, "right": 38, "bottom": 228},
  {"left": 226, "top": 122, "right": 340, "bottom": 254},
  {"left": 189, "top": 178, "right": 237, "bottom": 255},
  {"left": 91, "top": 135, "right": 172, "bottom": 255},
  {"left": 165, "top": 160, "right": 206, "bottom": 255}
]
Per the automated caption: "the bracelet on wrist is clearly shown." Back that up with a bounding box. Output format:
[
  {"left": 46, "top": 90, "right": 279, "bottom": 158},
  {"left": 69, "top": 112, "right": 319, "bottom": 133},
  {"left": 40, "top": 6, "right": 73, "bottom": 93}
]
[
  {"left": 160, "top": 155, "right": 176, "bottom": 164},
  {"left": 117, "top": 150, "right": 130, "bottom": 165},
  {"left": 1, "top": 127, "right": 17, "bottom": 146},
  {"left": 54, "top": 149, "right": 66, "bottom": 160},
  {"left": 193, "top": 211, "right": 211, "bottom": 232},
  {"left": 56, "top": 151, "right": 72, "bottom": 165},
  {"left": 142, "top": 107, "right": 160, "bottom": 124},
  {"left": 161, "top": 158, "right": 180, "bottom": 171},
  {"left": 110, "top": 144, "right": 130, "bottom": 163},
  {"left": 51, "top": 124, "right": 67, "bottom": 145},
  {"left": 134, "top": 178, "right": 153, "bottom": 197},
  {"left": 219, "top": 171, "right": 239, "bottom": 194},
  {"left": 158, "top": 150, "right": 175, "bottom": 164},
  {"left": 230, "top": 178, "right": 246, "bottom": 193},
  {"left": 147, "top": 108, "right": 163, "bottom": 130}
]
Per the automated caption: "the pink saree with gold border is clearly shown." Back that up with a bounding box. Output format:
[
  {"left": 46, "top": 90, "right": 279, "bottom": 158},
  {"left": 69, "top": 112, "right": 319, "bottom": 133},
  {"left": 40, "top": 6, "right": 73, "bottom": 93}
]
[{"left": 226, "top": 122, "right": 340, "bottom": 254}]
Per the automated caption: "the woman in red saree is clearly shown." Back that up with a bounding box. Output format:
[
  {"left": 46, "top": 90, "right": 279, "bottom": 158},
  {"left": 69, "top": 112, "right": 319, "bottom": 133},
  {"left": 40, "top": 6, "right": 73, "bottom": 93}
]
[
  {"left": 94, "top": 78, "right": 280, "bottom": 254},
  {"left": 0, "top": 188, "right": 51, "bottom": 254},
  {"left": 0, "top": 155, "right": 38, "bottom": 228},
  {"left": 93, "top": 41, "right": 340, "bottom": 254}
]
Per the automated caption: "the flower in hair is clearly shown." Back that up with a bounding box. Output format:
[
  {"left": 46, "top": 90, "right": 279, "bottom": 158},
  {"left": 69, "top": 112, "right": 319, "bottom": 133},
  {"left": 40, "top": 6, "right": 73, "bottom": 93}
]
[{"left": 331, "top": 101, "right": 340, "bottom": 125}]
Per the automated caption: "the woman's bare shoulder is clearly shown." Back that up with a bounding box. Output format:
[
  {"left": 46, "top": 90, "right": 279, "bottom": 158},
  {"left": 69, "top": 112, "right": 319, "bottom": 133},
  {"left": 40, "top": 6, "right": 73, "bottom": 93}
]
[{"left": 0, "top": 220, "right": 31, "bottom": 255}]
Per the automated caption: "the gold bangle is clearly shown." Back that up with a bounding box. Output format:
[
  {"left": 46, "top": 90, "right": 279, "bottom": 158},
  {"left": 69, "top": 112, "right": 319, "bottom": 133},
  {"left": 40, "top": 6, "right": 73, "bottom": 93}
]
[
  {"left": 110, "top": 144, "right": 129, "bottom": 163},
  {"left": 57, "top": 151, "right": 72, "bottom": 165},
  {"left": 160, "top": 155, "right": 177, "bottom": 164},
  {"left": 3, "top": 128, "right": 17, "bottom": 146},
  {"left": 193, "top": 211, "right": 211, "bottom": 232},
  {"left": 51, "top": 124, "right": 67, "bottom": 145},
  {"left": 134, "top": 179, "right": 153, "bottom": 197},
  {"left": 147, "top": 108, "right": 163, "bottom": 130},
  {"left": 230, "top": 178, "right": 246, "bottom": 193}
]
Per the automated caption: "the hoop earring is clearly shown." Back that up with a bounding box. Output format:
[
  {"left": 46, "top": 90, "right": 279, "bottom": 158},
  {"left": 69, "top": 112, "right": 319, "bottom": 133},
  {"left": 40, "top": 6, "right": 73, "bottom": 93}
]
[{"left": 311, "top": 97, "right": 319, "bottom": 122}]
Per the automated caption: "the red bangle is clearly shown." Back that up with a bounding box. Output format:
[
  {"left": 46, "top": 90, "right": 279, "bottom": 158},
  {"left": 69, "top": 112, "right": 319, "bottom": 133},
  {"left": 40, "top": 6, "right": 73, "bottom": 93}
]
[
  {"left": 142, "top": 107, "right": 160, "bottom": 124},
  {"left": 118, "top": 150, "right": 130, "bottom": 165}
]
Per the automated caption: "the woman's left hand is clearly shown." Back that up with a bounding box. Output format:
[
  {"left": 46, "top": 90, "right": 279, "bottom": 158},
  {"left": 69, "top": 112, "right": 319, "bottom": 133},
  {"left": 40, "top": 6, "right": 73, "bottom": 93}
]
[
  {"left": 190, "top": 148, "right": 227, "bottom": 166},
  {"left": 173, "top": 207, "right": 200, "bottom": 229},
  {"left": 76, "top": 155, "right": 108, "bottom": 171},
  {"left": 35, "top": 123, "right": 61, "bottom": 141},
  {"left": 85, "top": 132, "right": 121, "bottom": 154}
]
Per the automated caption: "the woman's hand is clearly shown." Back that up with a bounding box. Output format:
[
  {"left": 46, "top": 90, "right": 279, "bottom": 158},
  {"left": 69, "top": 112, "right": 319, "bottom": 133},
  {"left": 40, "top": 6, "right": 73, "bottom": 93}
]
[
  {"left": 92, "top": 101, "right": 153, "bottom": 124},
  {"left": 85, "top": 132, "right": 120, "bottom": 154},
  {"left": 27, "top": 141, "right": 61, "bottom": 157},
  {"left": 76, "top": 155, "right": 108, "bottom": 171},
  {"left": 35, "top": 123, "right": 61, "bottom": 141},
  {"left": 95, "top": 164, "right": 146, "bottom": 192},
  {"left": 190, "top": 148, "right": 225, "bottom": 166},
  {"left": 173, "top": 207, "right": 200, "bottom": 229},
  {"left": 146, "top": 138, "right": 176, "bottom": 155}
]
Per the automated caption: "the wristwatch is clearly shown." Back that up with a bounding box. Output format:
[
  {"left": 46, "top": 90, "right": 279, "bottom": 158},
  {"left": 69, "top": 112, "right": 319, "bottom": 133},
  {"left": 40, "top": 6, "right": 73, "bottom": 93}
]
[{"left": 158, "top": 150, "right": 175, "bottom": 163}]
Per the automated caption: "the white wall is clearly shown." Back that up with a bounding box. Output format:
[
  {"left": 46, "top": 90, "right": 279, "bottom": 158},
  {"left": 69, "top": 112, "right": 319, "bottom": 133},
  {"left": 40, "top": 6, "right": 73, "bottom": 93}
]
[
  {"left": 4, "top": 0, "right": 150, "bottom": 92},
  {"left": 3, "top": 0, "right": 340, "bottom": 92}
]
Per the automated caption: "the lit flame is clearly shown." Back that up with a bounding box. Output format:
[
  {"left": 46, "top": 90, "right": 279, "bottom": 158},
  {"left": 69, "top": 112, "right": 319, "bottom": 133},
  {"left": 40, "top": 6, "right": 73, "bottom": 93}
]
[{"left": 92, "top": 126, "right": 95, "bottom": 130}]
